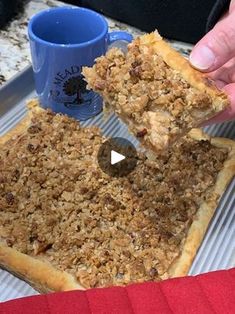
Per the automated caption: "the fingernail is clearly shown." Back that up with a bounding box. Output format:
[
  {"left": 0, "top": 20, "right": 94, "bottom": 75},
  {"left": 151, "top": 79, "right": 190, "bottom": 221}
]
[{"left": 190, "top": 46, "right": 215, "bottom": 70}]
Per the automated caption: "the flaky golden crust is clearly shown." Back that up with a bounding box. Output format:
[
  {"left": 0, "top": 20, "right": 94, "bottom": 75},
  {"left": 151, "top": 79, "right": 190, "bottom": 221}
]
[
  {"left": 0, "top": 101, "right": 234, "bottom": 292},
  {"left": 0, "top": 102, "right": 84, "bottom": 293},
  {"left": 168, "top": 129, "right": 235, "bottom": 277},
  {"left": 0, "top": 245, "right": 83, "bottom": 293},
  {"left": 0, "top": 117, "right": 28, "bottom": 146},
  {"left": 140, "top": 33, "right": 228, "bottom": 111},
  {"left": 0, "top": 99, "right": 40, "bottom": 146}
]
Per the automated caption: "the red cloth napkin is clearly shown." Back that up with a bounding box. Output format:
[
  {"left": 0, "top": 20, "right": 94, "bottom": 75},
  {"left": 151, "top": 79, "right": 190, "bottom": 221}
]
[{"left": 1, "top": 268, "right": 235, "bottom": 314}]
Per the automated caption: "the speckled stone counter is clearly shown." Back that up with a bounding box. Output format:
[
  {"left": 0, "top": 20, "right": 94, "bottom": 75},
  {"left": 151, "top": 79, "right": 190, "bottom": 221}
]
[{"left": 0, "top": 0, "right": 192, "bottom": 87}]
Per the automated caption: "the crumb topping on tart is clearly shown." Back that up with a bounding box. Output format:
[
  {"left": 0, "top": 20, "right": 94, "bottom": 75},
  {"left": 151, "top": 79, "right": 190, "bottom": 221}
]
[
  {"left": 83, "top": 33, "right": 228, "bottom": 153},
  {"left": 0, "top": 109, "right": 228, "bottom": 288}
]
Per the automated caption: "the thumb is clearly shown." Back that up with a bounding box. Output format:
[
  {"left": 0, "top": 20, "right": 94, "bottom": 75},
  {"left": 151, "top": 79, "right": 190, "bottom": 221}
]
[
  {"left": 202, "top": 83, "right": 235, "bottom": 125},
  {"left": 190, "top": 5, "right": 235, "bottom": 71}
]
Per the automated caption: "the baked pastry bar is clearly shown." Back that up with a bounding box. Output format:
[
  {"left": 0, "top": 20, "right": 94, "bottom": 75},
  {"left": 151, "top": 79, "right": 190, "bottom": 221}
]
[
  {"left": 83, "top": 32, "right": 229, "bottom": 153},
  {"left": 0, "top": 101, "right": 234, "bottom": 292}
]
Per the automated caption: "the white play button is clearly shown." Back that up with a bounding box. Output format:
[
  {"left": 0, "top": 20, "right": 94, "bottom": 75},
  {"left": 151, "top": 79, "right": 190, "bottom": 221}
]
[
  {"left": 97, "top": 137, "right": 137, "bottom": 177},
  {"left": 111, "top": 150, "right": 125, "bottom": 165}
]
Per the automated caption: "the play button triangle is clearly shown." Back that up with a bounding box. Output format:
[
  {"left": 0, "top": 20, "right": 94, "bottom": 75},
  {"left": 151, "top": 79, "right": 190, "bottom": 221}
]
[
  {"left": 111, "top": 150, "right": 125, "bottom": 165},
  {"left": 97, "top": 137, "right": 137, "bottom": 177}
]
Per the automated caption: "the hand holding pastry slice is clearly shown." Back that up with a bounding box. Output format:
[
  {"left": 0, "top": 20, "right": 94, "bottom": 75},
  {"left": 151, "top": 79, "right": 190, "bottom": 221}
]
[{"left": 83, "top": 31, "right": 229, "bottom": 153}]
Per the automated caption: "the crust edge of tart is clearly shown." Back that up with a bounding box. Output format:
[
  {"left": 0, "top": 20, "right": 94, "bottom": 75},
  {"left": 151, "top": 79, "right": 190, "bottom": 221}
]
[
  {"left": 0, "top": 99, "right": 39, "bottom": 146},
  {"left": 0, "top": 244, "right": 84, "bottom": 293},
  {"left": 0, "top": 100, "right": 84, "bottom": 293},
  {"left": 167, "top": 128, "right": 235, "bottom": 278},
  {"left": 140, "top": 32, "right": 229, "bottom": 113}
]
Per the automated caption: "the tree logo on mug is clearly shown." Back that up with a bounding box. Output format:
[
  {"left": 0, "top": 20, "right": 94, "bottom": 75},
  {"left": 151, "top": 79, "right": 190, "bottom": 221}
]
[
  {"left": 50, "top": 66, "right": 93, "bottom": 108},
  {"left": 63, "top": 75, "right": 91, "bottom": 108}
]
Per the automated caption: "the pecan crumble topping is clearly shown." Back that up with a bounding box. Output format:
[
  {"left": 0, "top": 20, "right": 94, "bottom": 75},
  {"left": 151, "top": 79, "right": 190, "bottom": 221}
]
[
  {"left": 83, "top": 32, "right": 228, "bottom": 153},
  {"left": 0, "top": 109, "right": 228, "bottom": 288}
]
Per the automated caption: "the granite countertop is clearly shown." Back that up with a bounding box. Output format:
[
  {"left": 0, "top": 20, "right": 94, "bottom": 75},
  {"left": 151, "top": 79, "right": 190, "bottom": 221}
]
[{"left": 0, "top": 0, "right": 193, "bottom": 87}]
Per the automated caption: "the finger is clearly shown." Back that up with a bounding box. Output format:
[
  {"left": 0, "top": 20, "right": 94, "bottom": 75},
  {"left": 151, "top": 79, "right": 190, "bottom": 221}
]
[
  {"left": 214, "top": 79, "right": 227, "bottom": 89},
  {"left": 207, "top": 57, "right": 235, "bottom": 83},
  {"left": 202, "top": 83, "right": 235, "bottom": 125},
  {"left": 189, "top": 7, "right": 235, "bottom": 71},
  {"left": 230, "top": 0, "right": 235, "bottom": 12}
]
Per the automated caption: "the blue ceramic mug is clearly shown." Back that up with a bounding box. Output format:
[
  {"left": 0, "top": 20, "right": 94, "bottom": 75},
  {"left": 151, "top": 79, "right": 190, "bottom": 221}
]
[{"left": 28, "top": 7, "right": 132, "bottom": 120}]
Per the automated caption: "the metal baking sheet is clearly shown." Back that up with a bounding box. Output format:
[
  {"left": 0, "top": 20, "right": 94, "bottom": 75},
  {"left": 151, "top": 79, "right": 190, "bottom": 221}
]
[{"left": 0, "top": 66, "right": 234, "bottom": 302}]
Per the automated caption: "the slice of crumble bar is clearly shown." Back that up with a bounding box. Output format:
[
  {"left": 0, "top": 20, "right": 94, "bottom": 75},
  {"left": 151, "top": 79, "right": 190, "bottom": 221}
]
[{"left": 83, "top": 32, "right": 229, "bottom": 153}]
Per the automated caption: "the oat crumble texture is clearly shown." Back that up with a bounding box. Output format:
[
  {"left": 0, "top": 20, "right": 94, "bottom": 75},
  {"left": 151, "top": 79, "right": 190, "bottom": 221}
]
[
  {"left": 83, "top": 32, "right": 229, "bottom": 153},
  {"left": 0, "top": 104, "right": 233, "bottom": 290}
]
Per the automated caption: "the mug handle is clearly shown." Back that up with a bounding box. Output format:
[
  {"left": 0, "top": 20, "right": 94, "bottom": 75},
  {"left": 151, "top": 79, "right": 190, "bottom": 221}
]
[{"left": 108, "top": 31, "right": 133, "bottom": 44}]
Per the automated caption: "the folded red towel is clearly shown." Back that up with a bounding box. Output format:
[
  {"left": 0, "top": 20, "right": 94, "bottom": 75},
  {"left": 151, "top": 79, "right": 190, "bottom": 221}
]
[{"left": 1, "top": 268, "right": 235, "bottom": 314}]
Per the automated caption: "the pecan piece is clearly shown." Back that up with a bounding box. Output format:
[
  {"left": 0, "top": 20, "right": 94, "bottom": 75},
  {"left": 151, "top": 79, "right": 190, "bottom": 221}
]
[
  {"left": 5, "top": 192, "right": 14, "bottom": 205},
  {"left": 136, "top": 128, "right": 148, "bottom": 137},
  {"left": 0, "top": 175, "right": 6, "bottom": 183},
  {"left": 28, "top": 124, "right": 42, "bottom": 134},
  {"left": 12, "top": 169, "right": 20, "bottom": 181},
  {"left": 27, "top": 143, "right": 39, "bottom": 153},
  {"left": 131, "top": 60, "right": 142, "bottom": 68},
  {"left": 33, "top": 240, "right": 53, "bottom": 255},
  {"left": 129, "top": 60, "right": 142, "bottom": 79},
  {"left": 129, "top": 66, "right": 142, "bottom": 79},
  {"left": 6, "top": 239, "right": 14, "bottom": 247},
  {"left": 149, "top": 267, "right": 158, "bottom": 277}
]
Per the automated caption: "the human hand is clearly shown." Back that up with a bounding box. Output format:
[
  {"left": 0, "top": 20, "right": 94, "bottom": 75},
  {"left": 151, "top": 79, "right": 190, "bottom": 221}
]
[{"left": 189, "top": 0, "right": 235, "bottom": 124}]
